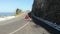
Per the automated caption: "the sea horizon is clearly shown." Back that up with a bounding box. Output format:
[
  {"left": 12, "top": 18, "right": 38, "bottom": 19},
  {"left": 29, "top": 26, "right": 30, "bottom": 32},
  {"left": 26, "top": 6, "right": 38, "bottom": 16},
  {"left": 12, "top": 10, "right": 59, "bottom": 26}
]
[{"left": 0, "top": 12, "right": 15, "bottom": 16}]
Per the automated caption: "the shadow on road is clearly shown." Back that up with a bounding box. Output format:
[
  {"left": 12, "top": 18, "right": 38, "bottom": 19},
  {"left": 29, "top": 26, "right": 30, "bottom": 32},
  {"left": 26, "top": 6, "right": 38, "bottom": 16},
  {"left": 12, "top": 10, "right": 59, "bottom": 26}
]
[
  {"left": 37, "top": 23, "right": 60, "bottom": 34},
  {"left": 32, "top": 18, "right": 60, "bottom": 34}
]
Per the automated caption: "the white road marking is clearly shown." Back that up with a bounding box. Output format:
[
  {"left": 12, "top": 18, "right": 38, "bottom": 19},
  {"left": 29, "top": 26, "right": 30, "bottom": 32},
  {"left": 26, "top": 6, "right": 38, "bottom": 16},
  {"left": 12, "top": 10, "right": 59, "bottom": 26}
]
[{"left": 9, "top": 22, "right": 29, "bottom": 34}]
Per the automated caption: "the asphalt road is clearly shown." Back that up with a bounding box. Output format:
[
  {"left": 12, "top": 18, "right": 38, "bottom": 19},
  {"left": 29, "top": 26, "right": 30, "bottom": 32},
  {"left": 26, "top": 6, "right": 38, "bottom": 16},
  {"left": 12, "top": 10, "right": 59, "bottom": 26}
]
[
  {"left": 14, "top": 21, "right": 50, "bottom": 34},
  {"left": 0, "top": 13, "right": 50, "bottom": 34}
]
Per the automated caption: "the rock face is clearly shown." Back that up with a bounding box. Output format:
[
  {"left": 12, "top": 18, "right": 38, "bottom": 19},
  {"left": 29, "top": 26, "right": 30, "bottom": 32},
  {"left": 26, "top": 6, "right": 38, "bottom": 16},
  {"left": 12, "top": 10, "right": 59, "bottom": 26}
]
[{"left": 32, "top": 0, "right": 60, "bottom": 25}]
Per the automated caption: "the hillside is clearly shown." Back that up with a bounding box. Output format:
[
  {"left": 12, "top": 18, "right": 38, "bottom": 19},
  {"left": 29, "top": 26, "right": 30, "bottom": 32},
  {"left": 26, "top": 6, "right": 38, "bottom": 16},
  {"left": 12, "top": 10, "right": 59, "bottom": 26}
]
[{"left": 32, "top": 0, "right": 60, "bottom": 25}]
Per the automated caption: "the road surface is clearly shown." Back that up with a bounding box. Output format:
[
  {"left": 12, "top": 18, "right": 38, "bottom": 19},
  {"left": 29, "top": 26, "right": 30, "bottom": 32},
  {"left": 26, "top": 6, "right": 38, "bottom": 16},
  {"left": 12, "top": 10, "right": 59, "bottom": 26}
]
[{"left": 0, "top": 13, "right": 50, "bottom": 34}]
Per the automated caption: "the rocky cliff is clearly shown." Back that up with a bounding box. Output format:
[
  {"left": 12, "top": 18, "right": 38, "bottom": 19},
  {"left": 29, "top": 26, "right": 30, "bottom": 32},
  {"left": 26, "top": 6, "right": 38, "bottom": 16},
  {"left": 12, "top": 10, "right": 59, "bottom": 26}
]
[{"left": 32, "top": 0, "right": 60, "bottom": 25}]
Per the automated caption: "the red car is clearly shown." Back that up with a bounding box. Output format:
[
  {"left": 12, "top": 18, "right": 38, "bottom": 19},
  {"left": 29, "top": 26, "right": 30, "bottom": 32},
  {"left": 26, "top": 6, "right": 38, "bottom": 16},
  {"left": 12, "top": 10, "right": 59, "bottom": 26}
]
[{"left": 25, "top": 15, "right": 30, "bottom": 19}]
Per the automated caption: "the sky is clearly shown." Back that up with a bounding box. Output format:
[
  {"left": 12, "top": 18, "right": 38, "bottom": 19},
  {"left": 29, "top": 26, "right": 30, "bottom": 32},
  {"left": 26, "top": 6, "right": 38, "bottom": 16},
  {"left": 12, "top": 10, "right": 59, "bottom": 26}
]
[{"left": 0, "top": 0, "right": 33, "bottom": 13}]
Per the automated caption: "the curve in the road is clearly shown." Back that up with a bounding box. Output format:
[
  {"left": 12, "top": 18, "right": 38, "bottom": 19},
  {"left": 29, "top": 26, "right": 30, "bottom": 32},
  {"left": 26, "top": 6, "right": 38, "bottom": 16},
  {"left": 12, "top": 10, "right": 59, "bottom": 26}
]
[{"left": 9, "top": 22, "right": 29, "bottom": 34}]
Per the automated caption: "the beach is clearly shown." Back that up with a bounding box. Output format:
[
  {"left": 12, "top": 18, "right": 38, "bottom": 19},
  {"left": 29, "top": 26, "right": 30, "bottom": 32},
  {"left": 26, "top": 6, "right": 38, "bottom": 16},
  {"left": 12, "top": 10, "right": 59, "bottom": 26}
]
[{"left": 0, "top": 16, "right": 15, "bottom": 21}]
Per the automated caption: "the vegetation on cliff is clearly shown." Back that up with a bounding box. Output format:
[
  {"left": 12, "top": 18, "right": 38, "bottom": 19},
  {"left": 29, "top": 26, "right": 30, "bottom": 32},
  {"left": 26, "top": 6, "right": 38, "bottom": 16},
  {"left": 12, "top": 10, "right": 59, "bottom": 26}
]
[{"left": 13, "top": 8, "right": 22, "bottom": 16}]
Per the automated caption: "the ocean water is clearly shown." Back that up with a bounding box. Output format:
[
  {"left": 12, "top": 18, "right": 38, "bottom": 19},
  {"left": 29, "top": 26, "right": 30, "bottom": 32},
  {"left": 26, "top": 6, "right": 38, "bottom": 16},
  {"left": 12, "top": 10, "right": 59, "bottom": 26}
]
[{"left": 0, "top": 12, "right": 15, "bottom": 16}]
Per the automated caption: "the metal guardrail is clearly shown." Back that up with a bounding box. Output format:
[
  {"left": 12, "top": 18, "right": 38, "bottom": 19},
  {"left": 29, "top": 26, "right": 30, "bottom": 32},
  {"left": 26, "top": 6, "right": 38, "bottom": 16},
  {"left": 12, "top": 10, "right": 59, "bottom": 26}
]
[{"left": 31, "top": 13, "right": 60, "bottom": 31}]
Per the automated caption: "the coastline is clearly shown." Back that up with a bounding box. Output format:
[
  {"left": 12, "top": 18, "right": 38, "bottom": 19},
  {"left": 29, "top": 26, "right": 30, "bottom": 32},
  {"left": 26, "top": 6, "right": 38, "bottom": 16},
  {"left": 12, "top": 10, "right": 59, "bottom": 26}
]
[
  {"left": 0, "top": 16, "right": 15, "bottom": 21},
  {"left": 0, "top": 12, "right": 23, "bottom": 22}
]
